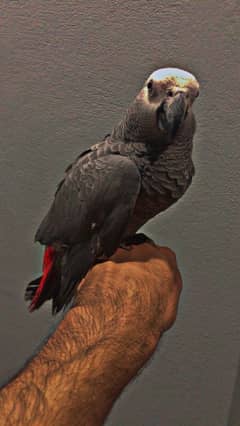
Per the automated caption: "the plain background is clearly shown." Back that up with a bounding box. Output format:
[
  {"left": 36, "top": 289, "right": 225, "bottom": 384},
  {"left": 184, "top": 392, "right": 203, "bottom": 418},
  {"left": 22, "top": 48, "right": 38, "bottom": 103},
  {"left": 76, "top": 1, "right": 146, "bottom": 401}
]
[{"left": 0, "top": 1, "right": 239, "bottom": 425}]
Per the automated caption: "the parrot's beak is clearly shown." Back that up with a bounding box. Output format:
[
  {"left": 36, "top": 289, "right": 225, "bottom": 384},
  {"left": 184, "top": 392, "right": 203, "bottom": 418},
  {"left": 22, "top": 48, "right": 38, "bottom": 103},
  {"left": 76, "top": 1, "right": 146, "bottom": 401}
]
[{"left": 157, "top": 91, "right": 189, "bottom": 137}]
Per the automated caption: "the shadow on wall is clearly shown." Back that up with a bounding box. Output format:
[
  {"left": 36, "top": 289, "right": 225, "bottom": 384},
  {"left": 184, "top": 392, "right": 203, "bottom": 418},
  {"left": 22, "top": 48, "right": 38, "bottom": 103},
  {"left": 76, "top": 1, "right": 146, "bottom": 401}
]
[{"left": 228, "top": 356, "right": 240, "bottom": 426}]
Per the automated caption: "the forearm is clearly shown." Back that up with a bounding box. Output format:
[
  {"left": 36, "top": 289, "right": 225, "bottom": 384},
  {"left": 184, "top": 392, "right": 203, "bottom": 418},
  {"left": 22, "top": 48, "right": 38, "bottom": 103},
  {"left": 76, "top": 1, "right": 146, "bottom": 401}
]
[
  {"left": 0, "top": 244, "right": 182, "bottom": 426},
  {"left": 0, "top": 315, "right": 124, "bottom": 426},
  {"left": 0, "top": 292, "right": 159, "bottom": 425},
  {"left": 0, "top": 305, "right": 156, "bottom": 426}
]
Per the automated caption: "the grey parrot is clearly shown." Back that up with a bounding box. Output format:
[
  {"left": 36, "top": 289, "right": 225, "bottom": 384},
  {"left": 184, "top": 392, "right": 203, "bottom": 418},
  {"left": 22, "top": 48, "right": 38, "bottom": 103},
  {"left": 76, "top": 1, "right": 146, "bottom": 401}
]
[{"left": 25, "top": 67, "right": 200, "bottom": 314}]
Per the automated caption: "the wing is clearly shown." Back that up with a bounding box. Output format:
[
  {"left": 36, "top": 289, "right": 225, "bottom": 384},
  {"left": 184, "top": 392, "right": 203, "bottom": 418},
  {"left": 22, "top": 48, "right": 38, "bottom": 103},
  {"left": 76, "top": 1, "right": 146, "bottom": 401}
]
[{"left": 35, "top": 152, "right": 141, "bottom": 255}]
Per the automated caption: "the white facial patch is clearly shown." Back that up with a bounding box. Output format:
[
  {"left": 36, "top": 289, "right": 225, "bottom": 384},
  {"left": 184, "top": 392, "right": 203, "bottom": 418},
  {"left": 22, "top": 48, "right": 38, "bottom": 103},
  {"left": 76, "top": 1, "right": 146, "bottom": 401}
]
[{"left": 149, "top": 68, "right": 197, "bottom": 84}]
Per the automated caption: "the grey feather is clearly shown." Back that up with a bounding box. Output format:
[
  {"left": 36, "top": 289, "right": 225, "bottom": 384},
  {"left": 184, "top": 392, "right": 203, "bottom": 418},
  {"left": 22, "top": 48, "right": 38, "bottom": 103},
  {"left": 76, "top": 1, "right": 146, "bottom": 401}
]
[{"left": 35, "top": 151, "right": 141, "bottom": 252}]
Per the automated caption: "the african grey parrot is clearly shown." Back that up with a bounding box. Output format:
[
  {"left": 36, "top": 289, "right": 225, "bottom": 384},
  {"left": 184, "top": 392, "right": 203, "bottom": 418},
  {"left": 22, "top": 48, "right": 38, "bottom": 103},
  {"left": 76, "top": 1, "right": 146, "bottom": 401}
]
[{"left": 25, "top": 67, "right": 200, "bottom": 314}]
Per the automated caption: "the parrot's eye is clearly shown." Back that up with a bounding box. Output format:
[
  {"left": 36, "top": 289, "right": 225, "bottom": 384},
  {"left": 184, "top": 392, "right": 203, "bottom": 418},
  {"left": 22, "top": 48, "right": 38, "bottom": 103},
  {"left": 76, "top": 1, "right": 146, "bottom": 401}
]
[
  {"left": 147, "top": 80, "right": 154, "bottom": 93},
  {"left": 166, "top": 89, "right": 174, "bottom": 97}
]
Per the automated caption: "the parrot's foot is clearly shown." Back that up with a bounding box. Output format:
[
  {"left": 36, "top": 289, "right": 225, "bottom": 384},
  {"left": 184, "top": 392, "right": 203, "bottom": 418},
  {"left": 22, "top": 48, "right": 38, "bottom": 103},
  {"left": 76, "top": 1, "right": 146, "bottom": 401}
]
[{"left": 120, "top": 233, "right": 155, "bottom": 250}]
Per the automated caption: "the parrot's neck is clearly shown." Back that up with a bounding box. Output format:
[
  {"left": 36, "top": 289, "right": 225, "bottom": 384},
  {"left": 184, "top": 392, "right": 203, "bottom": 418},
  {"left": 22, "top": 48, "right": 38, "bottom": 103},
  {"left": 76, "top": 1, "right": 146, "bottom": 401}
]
[
  {"left": 111, "top": 99, "right": 167, "bottom": 145},
  {"left": 111, "top": 107, "right": 146, "bottom": 144},
  {"left": 111, "top": 101, "right": 196, "bottom": 149}
]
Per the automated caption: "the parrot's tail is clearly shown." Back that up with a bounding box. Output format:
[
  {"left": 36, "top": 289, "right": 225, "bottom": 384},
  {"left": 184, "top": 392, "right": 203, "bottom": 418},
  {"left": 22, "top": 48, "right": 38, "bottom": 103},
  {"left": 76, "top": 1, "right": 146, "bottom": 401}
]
[
  {"left": 52, "top": 242, "right": 96, "bottom": 314},
  {"left": 25, "top": 246, "right": 61, "bottom": 313},
  {"left": 25, "top": 240, "right": 97, "bottom": 314}
]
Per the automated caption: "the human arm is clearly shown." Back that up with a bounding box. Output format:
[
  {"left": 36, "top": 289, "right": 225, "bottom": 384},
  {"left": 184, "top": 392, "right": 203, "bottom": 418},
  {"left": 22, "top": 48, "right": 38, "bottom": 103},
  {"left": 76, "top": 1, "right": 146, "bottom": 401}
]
[{"left": 0, "top": 243, "right": 182, "bottom": 426}]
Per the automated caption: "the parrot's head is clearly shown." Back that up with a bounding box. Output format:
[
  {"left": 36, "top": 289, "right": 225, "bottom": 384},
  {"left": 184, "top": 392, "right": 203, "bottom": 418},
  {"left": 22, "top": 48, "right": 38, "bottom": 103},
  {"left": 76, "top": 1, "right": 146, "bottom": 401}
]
[{"left": 113, "top": 67, "right": 200, "bottom": 146}]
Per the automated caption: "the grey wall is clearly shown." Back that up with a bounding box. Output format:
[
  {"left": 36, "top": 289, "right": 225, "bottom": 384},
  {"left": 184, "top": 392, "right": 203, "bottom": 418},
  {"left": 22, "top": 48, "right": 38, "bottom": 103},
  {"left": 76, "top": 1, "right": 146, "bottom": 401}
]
[{"left": 0, "top": 1, "right": 239, "bottom": 425}]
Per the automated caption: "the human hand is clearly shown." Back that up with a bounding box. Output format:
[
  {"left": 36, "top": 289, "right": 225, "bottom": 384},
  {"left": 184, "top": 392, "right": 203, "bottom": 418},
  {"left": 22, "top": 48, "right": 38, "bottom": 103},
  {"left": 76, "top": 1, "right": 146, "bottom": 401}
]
[{"left": 73, "top": 242, "right": 182, "bottom": 372}]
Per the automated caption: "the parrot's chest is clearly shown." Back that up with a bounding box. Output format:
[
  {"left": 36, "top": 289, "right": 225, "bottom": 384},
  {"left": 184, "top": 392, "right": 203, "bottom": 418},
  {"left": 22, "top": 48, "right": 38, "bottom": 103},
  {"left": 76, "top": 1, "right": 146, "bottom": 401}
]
[
  {"left": 126, "top": 154, "right": 194, "bottom": 235},
  {"left": 144, "top": 157, "right": 194, "bottom": 200}
]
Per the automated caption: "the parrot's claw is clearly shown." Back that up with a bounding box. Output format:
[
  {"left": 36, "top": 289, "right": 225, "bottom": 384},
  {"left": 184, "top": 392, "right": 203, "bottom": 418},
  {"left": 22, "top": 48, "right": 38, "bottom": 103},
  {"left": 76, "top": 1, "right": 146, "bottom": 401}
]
[{"left": 120, "top": 233, "right": 155, "bottom": 250}]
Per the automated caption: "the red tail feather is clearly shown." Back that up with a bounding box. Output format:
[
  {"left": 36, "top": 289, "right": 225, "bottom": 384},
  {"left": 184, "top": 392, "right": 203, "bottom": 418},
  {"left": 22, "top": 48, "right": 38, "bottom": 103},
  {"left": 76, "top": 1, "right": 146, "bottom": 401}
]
[{"left": 29, "top": 246, "right": 55, "bottom": 311}]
